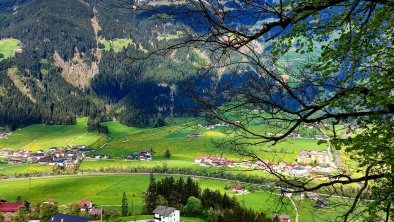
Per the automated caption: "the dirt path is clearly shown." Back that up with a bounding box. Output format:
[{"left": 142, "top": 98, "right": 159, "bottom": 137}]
[{"left": 23, "top": 140, "right": 37, "bottom": 149}]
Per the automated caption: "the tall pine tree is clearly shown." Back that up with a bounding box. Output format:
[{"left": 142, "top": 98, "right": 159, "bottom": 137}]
[
  {"left": 121, "top": 192, "right": 128, "bottom": 216},
  {"left": 143, "top": 174, "right": 157, "bottom": 214}
]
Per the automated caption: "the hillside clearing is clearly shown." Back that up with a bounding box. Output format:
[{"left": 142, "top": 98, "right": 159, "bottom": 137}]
[
  {"left": 0, "top": 38, "right": 21, "bottom": 61},
  {"left": 0, "top": 117, "right": 103, "bottom": 151}
]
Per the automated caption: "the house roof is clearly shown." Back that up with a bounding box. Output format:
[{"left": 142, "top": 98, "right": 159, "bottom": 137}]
[
  {"left": 0, "top": 202, "right": 23, "bottom": 212},
  {"left": 79, "top": 200, "right": 92, "bottom": 207},
  {"left": 90, "top": 208, "right": 101, "bottom": 215},
  {"left": 153, "top": 206, "right": 177, "bottom": 217},
  {"left": 49, "top": 214, "right": 89, "bottom": 222}
]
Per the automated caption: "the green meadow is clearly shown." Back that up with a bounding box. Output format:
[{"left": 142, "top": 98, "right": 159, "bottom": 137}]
[
  {"left": 0, "top": 117, "right": 103, "bottom": 151},
  {"left": 0, "top": 117, "right": 327, "bottom": 177},
  {"left": 0, "top": 174, "right": 343, "bottom": 221},
  {"left": 0, "top": 38, "right": 21, "bottom": 61},
  {"left": 94, "top": 120, "right": 325, "bottom": 163},
  {"left": 0, "top": 163, "right": 53, "bottom": 176},
  {"left": 99, "top": 38, "right": 148, "bottom": 53}
]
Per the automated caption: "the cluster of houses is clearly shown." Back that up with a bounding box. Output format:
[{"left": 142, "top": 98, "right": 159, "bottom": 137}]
[
  {"left": 0, "top": 146, "right": 94, "bottom": 167},
  {"left": 266, "top": 132, "right": 302, "bottom": 139},
  {"left": 297, "top": 150, "right": 331, "bottom": 165},
  {"left": 194, "top": 153, "right": 336, "bottom": 178},
  {"left": 194, "top": 155, "right": 235, "bottom": 167},
  {"left": 124, "top": 150, "right": 154, "bottom": 161},
  {"left": 265, "top": 161, "right": 335, "bottom": 178}
]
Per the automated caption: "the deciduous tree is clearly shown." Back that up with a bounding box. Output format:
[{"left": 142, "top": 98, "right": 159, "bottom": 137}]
[{"left": 115, "top": 0, "right": 394, "bottom": 220}]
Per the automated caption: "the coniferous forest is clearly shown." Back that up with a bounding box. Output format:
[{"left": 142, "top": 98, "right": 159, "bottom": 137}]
[
  {"left": 143, "top": 175, "right": 271, "bottom": 222},
  {"left": 0, "top": 0, "right": 216, "bottom": 130}
]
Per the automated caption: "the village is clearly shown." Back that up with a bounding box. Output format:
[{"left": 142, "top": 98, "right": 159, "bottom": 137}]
[
  {"left": 194, "top": 149, "right": 337, "bottom": 178},
  {"left": 0, "top": 146, "right": 95, "bottom": 168}
]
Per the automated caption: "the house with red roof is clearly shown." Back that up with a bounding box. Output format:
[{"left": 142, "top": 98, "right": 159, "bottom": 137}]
[
  {"left": 0, "top": 202, "right": 23, "bottom": 213},
  {"left": 79, "top": 200, "right": 93, "bottom": 211},
  {"left": 0, "top": 201, "right": 24, "bottom": 220}
]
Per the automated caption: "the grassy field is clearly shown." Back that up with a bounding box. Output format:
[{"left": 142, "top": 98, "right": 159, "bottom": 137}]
[
  {"left": 0, "top": 163, "right": 53, "bottom": 176},
  {"left": 94, "top": 120, "right": 326, "bottom": 163},
  {"left": 0, "top": 116, "right": 325, "bottom": 162},
  {"left": 0, "top": 38, "right": 21, "bottom": 61},
  {"left": 99, "top": 38, "right": 144, "bottom": 53},
  {"left": 0, "top": 117, "right": 103, "bottom": 151},
  {"left": 0, "top": 174, "right": 343, "bottom": 221}
]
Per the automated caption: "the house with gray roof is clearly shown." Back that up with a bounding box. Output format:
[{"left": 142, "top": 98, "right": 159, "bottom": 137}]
[{"left": 152, "top": 205, "right": 180, "bottom": 222}]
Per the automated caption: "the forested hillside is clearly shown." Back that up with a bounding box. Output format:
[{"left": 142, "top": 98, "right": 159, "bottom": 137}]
[{"left": 0, "top": 0, "right": 210, "bottom": 130}]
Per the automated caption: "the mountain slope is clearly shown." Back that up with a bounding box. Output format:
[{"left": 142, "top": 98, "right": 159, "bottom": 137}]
[{"left": 0, "top": 0, "right": 207, "bottom": 130}]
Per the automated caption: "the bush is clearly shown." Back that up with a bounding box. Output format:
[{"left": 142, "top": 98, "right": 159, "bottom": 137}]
[{"left": 182, "top": 196, "right": 202, "bottom": 217}]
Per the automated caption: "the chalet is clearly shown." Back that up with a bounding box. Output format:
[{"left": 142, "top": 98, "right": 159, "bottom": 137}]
[
  {"left": 306, "top": 192, "right": 320, "bottom": 201},
  {"left": 0, "top": 202, "right": 23, "bottom": 213},
  {"left": 38, "top": 156, "right": 54, "bottom": 165},
  {"left": 0, "top": 201, "right": 29, "bottom": 221},
  {"left": 139, "top": 151, "right": 153, "bottom": 161},
  {"left": 8, "top": 157, "right": 25, "bottom": 164},
  {"left": 49, "top": 213, "right": 89, "bottom": 222},
  {"left": 29, "top": 152, "right": 45, "bottom": 159},
  {"left": 315, "top": 197, "right": 329, "bottom": 208},
  {"left": 287, "top": 133, "right": 301, "bottom": 139},
  {"left": 78, "top": 147, "right": 93, "bottom": 152},
  {"left": 290, "top": 166, "right": 308, "bottom": 177},
  {"left": 231, "top": 185, "right": 247, "bottom": 194},
  {"left": 0, "top": 149, "right": 13, "bottom": 157},
  {"left": 49, "top": 147, "right": 58, "bottom": 152},
  {"left": 89, "top": 207, "right": 102, "bottom": 220},
  {"left": 187, "top": 132, "right": 203, "bottom": 137},
  {"left": 272, "top": 214, "right": 291, "bottom": 222},
  {"left": 152, "top": 206, "right": 180, "bottom": 222},
  {"left": 297, "top": 150, "right": 331, "bottom": 164},
  {"left": 79, "top": 200, "right": 93, "bottom": 211},
  {"left": 315, "top": 134, "right": 329, "bottom": 140},
  {"left": 44, "top": 199, "right": 57, "bottom": 205},
  {"left": 194, "top": 155, "right": 208, "bottom": 163},
  {"left": 36, "top": 150, "right": 45, "bottom": 154}
]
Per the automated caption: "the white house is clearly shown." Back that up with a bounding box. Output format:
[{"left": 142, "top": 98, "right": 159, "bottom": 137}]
[{"left": 153, "top": 206, "right": 180, "bottom": 222}]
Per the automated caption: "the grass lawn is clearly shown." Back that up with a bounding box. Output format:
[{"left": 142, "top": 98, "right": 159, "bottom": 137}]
[
  {"left": 0, "top": 163, "right": 52, "bottom": 176},
  {"left": 0, "top": 38, "right": 21, "bottom": 61},
  {"left": 0, "top": 175, "right": 233, "bottom": 214},
  {"left": 0, "top": 117, "right": 104, "bottom": 151},
  {"left": 0, "top": 174, "right": 343, "bottom": 221},
  {"left": 80, "top": 159, "right": 201, "bottom": 171}
]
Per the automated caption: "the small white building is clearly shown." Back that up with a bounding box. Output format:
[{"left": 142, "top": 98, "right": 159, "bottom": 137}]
[{"left": 153, "top": 206, "right": 180, "bottom": 222}]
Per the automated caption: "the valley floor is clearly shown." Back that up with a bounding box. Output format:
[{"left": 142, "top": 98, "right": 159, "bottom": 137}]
[{"left": 0, "top": 117, "right": 350, "bottom": 221}]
